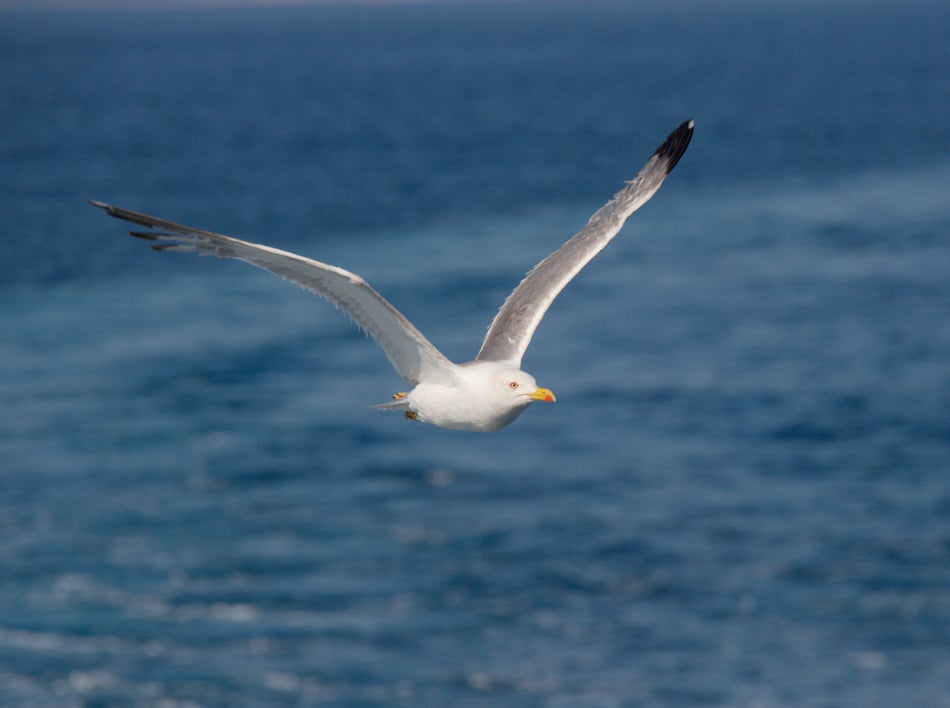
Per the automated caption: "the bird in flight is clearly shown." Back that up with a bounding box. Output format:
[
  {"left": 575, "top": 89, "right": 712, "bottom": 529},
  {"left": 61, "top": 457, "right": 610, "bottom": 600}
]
[{"left": 91, "top": 119, "right": 693, "bottom": 431}]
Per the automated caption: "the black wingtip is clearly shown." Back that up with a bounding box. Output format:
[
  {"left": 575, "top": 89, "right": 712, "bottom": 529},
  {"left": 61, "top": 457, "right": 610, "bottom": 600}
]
[
  {"left": 89, "top": 199, "right": 121, "bottom": 219},
  {"left": 653, "top": 119, "right": 694, "bottom": 174}
]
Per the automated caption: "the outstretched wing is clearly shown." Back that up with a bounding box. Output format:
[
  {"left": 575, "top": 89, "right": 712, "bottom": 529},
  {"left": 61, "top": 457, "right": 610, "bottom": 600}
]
[
  {"left": 476, "top": 119, "right": 694, "bottom": 366},
  {"left": 90, "top": 201, "right": 456, "bottom": 386}
]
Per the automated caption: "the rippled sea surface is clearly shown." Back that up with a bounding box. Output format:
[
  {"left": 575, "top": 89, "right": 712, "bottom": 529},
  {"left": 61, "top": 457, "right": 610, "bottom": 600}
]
[{"left": 2, "top": 1, "right": 949, "bottom": 705}]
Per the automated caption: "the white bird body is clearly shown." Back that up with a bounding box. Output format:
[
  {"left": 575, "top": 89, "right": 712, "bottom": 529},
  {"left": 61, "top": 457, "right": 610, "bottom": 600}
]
[
  {"left": 91, "top": 120, "right": 693, "bottom": 432},
  {"left": 378, "top": 361, "right": 553, "bottom": 432}
]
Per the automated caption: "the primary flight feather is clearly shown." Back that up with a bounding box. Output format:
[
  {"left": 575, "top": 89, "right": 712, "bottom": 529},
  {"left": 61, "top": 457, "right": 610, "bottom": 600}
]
[{"left": 91, "top": 119, "right": 693, "bottom": 431}]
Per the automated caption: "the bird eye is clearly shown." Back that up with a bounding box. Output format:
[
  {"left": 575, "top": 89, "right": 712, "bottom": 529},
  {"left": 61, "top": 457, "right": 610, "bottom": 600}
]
[{"left": 508, "top": 381, "right": 519, "bottom": 389}]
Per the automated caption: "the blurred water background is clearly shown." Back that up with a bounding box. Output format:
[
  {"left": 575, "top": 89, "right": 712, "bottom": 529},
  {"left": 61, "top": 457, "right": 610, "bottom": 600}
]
[{"left": 2, "top": 1, "right": 949, "bottom": 704}]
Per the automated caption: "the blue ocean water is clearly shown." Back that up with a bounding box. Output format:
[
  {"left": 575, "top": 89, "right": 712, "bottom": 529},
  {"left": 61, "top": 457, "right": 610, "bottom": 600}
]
[{"left": 2, "top": 0, "right": 949, "bottom": 704}]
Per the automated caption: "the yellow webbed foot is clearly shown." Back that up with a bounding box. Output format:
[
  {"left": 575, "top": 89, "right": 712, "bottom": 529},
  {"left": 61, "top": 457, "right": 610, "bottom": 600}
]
[
  {"left": 392, "top": 392, "right": 408, "bottom": 400},
  {"left": 405, "top": 411, "right": 420, "bottom": 421}
]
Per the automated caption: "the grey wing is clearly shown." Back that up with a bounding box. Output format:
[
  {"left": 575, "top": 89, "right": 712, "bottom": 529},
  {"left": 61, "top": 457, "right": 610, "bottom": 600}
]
[
  {"left": 475, "top": 119, "right": 694, "bottom": 366},
  {"left": 90, "top": 201, "right": 457, "bottom": 386}
]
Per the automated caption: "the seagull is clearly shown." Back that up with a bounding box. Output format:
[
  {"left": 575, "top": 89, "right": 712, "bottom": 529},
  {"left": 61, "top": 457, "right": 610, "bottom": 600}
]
[{"left": 91, "top": 119, "right": 693, "bottom": 432}]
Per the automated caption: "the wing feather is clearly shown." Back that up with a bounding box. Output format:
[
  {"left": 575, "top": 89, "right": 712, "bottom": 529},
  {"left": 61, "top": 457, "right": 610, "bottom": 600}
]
[
  {"left": 475, "top": 119, "right": 694, "bottom": 366},
  {"left": 90, "top": 201, "right": 456, "bottom": 385}
]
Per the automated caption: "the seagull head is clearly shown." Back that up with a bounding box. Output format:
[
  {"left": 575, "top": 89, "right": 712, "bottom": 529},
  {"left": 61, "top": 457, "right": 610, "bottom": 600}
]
[
  {"left": 487, "top": 367, "right": 556, "bottom": 407},
  {"left": 466, "top": 365, "right": 555, "bottom": 431}
]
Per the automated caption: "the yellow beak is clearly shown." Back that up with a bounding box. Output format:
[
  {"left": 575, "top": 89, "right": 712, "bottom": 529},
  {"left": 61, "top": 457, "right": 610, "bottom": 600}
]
[{"left": 529, "top": 387, "right": 556, "bottom": 403}]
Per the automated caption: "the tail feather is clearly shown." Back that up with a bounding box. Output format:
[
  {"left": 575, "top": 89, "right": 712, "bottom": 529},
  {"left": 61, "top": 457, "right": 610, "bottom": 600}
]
[{"left": 372, "top": 399, "right": 411, "bottom": 413}]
